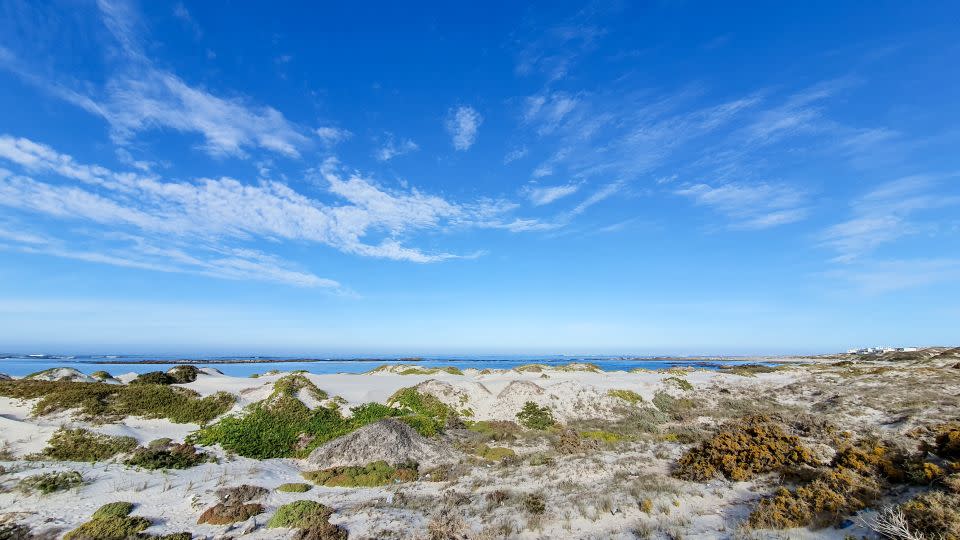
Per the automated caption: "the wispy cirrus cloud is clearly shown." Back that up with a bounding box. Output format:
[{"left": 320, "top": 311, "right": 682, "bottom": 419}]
[
  {"left": 820, "top": 174, "right": 960, "bottom": 262},
  {"left": 172, "top": 2, "right": 202, "bottom": 39},
  {"left": 675, "top": 182, "right": 809, "bottom": 230},
  {"left": 525, "top": 183, "right": 579, "bottom": 206},
  {"left": 446, "top": 106, "right": 483, "bottom": 151},
  {"left": 315, "top": 126, "right": 352, "bottom": 147},
  {"left": 375, "top": 134, "right": 419, "bottom": 161},
  {"left": 824, "top": 258, "right": 960, "bottom": 294},
  {"left": 0, "top": 0, "right": 309, "bottom": 159},
  {"left": 523, "top": 92, "right": 578, "bottom": 134},
  {"left": 503, "top": 146, "right": 528, "bottom": 164},
  {"left": 515, "top": 24, "right": 604, "bottom": 82}
]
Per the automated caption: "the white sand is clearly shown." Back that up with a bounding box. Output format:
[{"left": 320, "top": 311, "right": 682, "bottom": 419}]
[{"left": 0, "top": 362, "right": 864, "bottom": 539}]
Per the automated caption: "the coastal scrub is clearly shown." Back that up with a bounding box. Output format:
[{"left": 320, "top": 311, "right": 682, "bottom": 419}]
[{"left": 32, "top": 428, "right": 137, "bottom": 462}]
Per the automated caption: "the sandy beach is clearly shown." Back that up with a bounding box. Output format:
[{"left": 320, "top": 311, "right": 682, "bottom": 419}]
[{"left": 1, "top": 348, "right": 958, "bottom": 539}]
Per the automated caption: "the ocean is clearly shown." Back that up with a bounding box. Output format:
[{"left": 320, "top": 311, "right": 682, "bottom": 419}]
[{"left": 0, "top": 354, "right": 783, "bottom": 377}]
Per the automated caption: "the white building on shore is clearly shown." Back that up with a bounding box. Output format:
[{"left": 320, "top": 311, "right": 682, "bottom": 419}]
[{"left": 846, "top": 346, "right": 919, "bottom": 354}]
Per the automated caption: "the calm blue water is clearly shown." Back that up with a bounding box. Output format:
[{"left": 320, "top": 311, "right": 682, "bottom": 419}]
[{"left": 0, "top": 355, "right": 780, "bottom": 377}]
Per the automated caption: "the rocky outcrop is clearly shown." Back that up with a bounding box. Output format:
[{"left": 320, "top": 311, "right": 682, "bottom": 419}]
[{"left": 305, "top": 419, "right": 460, "bottom": 469}]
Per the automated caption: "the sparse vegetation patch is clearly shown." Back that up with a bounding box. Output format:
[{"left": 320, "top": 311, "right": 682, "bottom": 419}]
[
  {"left": 663, "top": 376, "right": 693, "bottom": 391},
  {"left": 18, "top": 470, "right": 84, "bottom": 494},
  {"left": 0, "top": 379, "right": 234, "bottom": 424},
  {"left": 277, "top": 482, "right": 312, "bottom": 493},
  {"left": 516, "top": 401, "right": 555, "bottom": 430},
  {"left": 303, "top": 460, "right": 418, "bottom": 487},
  {"left": 130, "top": 371, "right": 176, "bottom": 385},
  {"left": 32, "top": 428, "right": 137, "bottom": 462},
  {"left": 607, "top": 389, "right": 643, "bottom": 405},
  {"left": 125, "top": 441, "right": 211, "bottom": 469}
]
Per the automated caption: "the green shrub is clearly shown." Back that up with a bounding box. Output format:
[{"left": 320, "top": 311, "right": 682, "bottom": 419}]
[
  {"left": 271, "top": 374, "right": 328, "bottom": 402},
  {"left": 196, "top": 384, "right": 456, "bottom": 459},
  {"left": 125, "top": 442, "right": 211, "bottom": 470},
  {"left": 651, "top": 391, "right": 695, "bottom": 419},
  {"left": 130, "top": 371, "right": 176, "bottom": 385},
  {"left": 63, "top": 503, "right": 177, "bottom": 540},
  {"left": 397, "top": 366, "right": 464, "bottom": 375},
  {"left": 167, "top": 365, "right": 200, "bottom": 384},
  {"left": 673, "top": 415, "right": 817, "bottom": 481},
  {"left": 92, "top": 502, "right": 135, "bottom": 519},
  {"left": 0, "top": 379, "right": 234, "bottom": 424},
  {"left": 349, "top": 402, "right": 401, "bottom": 426},
  {"left": 267, "top": 500, "right": 334, "bottom": 528},
  {"left": 65, "top": 515, "right": 151, "bottom": 540},
  {"left": 386, "top": 387, "right": 463, "bottom": 436},
  {"left": 721, "top": 364, "right": 781, "bottom": 377},
  {"left": 192, "top": 397, "right": 350, "bottom": 459},
  {"left": 514, "top": 364, "right": 546, "bottom": 373},
  {"left": 474, "top": 444, "right": 517, "bottom": 462},
  {"left": 516, "top": 401, "right": 555, "bottom": 430},
  {"left": 277, "top": 482, "right": 312, "bottom": 493},
  {"left": 18, "top": 470, "right": 83, "bottom": 494},
  {"left": 607, "top": 389, "right": 643, "bottom": 405},
  {"left": 388, "top": 388, "right": 453, "bottom": 422},
  {"left": 467, "top": 420, "right": 520, "bottom": 441},
  {"left": 663, "top": 377, "right": 693, "bottom": 391},
  {"left": 33, "top": 428, "right": 137, "bottom": 462},
  {"left": 112, "top": 386, "right": 235, "bottom": 424},
  {"left": 90, "top": 370, "right": 113, "bottom": 380},
  {"left": 303, "top": 460, "right": 418, "bottom": 487},
  {"left": 527, "top": 453, "right": 555, "bottom": 466},
  {"left": 581, "top": 430, "right": 623, "bottom": 443}
]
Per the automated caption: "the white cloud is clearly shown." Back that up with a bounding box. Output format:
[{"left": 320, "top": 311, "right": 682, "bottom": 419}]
[
  {"left": 825, "top": 258, "right": 960, "bottom": 294},
  {"left": 503, "top": 147, "right": 528, "bottom": 164},
  {"left": 820, "top": 174, "right": 960, "bottom": 261},
  {"left": 0, "top": 0, "right": 309, "bottom": 159},
  {"left": 523, "top": 92, "right": 578, "bottom": 134},
  {"left": 525, "top": 183, "right": 579, "bottom": 206},
  {"left": 172, "top": 2, "right": 202, "bottom": 39},
  {"left": 569, "top": 181, "right": 622, "bottom": 216},
  {"left": 102, "top": 70, "right": 309, "bottom": 158},
  {"left": 375, "top": 134, "right": 418, "bottom": 161},
  {"left": 0, "top": 135, "right": 549, "bottom": 284},
  {"left": 744, "top": 79, "right": 852, "bottom": 144},
  {"left": 446, "top": 106, "right": 483, "bottom": 151},
  {"left": 315, "top": 126, "right": 352, "bottom": 147},
  {"left": 0, "top": 228, "right": 338, "bottom": 288},
  {"left": 676, "top": 182, "right": 808, "bottom": 230},
  {"left": 515, "top": 24, "right": 603, "bottom": 82}
]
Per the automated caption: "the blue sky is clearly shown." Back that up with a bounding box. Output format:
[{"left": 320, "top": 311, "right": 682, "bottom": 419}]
[{"left": 0, "top": 1, "right": 958, "bottom": 355}]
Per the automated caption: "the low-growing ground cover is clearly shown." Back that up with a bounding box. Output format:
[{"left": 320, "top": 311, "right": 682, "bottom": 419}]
[
  {"left": 64, "top": 502, "right": 192, "bottom": 540},
  {"left": 267, "top": 500, "right": 348, "bottom": 539},
  {"left": 0, "top": 379, "right": 235, "bottom": 424},
  {"left": 125, "top": 440, "right": 212, "bottom": 470},
  {"left": 303, "top": 460, "right": 418, "bottom": 487},
  {"left": 277, "top": 482, "right": 312, "bottom": 493},
  {"left": 18, "top": 470, "right": 84, "bottom": 494},
  {"left": 31, "top": 428, "right": 137, "bottom": 462}
]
